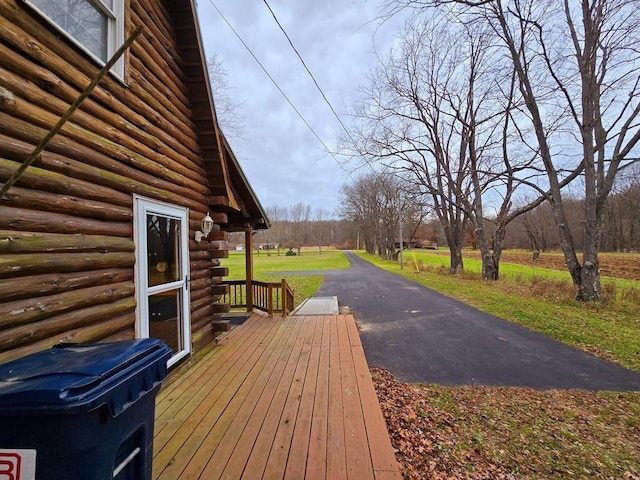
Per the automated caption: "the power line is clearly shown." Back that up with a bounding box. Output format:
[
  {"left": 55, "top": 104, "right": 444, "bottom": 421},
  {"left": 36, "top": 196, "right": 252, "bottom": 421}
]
[
  {"left": 261, "top": 0, "right": 358, "bottom": 147},
  {"left": 207, "top": 0, "right": 341, "bottom": 164}
]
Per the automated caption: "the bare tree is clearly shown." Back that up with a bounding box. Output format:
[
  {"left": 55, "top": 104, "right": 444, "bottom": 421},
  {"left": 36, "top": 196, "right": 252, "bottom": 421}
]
[
  {"left": 207, "top": 54, "right": 244, "bottom": 142},
  {"left": 602, "top": 165, "right": 640, "bottom": 251},
  {"left": 312, "top": 208, "right": 329, "bottom": 253},
  {"left": 346, "top": 19, "right": 470, "bottom": 271},
  {"left": 339, "top": 171, "right": 428, "bottom": 260},
  {"left": 265, "top": 206, "right": 288, "bottom": 255},
  {"left": 347, "top": 14, "right": 538, "bottom": 277},
  {"left": 289, "top": 202, "right": 312, "bottom": 255},
  {"left": 518, "top": 203, "right": 554, "bottom": 252},
  {"left": 387, "top": 0, "right": 640, "bottom": 299},
  {"left": 339, "top": 172, "right": 388, "bottom": 255}
]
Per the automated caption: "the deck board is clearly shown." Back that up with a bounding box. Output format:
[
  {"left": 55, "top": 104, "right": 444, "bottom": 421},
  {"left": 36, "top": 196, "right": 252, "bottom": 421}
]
[
  {"left": 327, "top": 315, "right": 347, "bottom": 479},
  {"left": 153, "top": 313, "right": 402, "bottom": 479},
  {"left": 283, "top": 316, "right": 325, "bottom": 480},
  {"left": 154, "top": 320, "right": 280, "bottom": 474},
  {"left": 154, "top": 318, "right": 270, "bottom": 460}
]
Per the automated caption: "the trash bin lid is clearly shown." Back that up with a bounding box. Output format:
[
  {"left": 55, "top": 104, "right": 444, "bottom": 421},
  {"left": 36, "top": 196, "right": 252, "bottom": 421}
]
[{"left": 0, "top": 339, "right": 171, "bottom": 416}]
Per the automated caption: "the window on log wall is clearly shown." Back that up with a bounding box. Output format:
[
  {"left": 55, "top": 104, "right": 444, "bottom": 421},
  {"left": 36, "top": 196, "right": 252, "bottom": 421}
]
[{"left": 24, "top": 0, "right": 125, "bottom": 79}]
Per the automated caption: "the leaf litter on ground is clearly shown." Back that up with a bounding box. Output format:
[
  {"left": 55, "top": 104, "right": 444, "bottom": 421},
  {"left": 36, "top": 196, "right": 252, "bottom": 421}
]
[{"left": 371, "top": 368, "right": 640, "bottom": 479}]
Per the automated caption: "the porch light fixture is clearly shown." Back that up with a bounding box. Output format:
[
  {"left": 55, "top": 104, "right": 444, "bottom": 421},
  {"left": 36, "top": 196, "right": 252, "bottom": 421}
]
[{"left": 195, "top": 212, "right": 214, "bottom": 242}]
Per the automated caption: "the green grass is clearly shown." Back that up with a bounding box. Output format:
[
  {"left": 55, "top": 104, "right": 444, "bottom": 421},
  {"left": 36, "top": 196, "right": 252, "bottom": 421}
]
[
  {"left": 410, "top": 250, "right": 569, "bottom": 280},
  {"left": 222, "top": 250, "right": 349, "bottom": 307},
  {"left": 406, "top": 249, "right": 640, "bottom": 290},
  {"left": 358, "top": 251, "right": 640, "bottom": 371}
]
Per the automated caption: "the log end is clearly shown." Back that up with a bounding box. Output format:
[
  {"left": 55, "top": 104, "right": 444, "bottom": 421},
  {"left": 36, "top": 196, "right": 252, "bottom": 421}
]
[{"left": 0, "top": 87, "right": 17, "bottom": 113}]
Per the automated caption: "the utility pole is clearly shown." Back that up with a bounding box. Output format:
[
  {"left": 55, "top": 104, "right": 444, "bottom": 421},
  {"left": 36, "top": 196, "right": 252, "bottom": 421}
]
[{"left": 399, "top": 210, "right": 403, "bottom": 269}]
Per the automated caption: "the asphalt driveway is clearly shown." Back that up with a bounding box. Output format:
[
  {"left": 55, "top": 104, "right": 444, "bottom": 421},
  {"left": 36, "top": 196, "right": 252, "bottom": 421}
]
[{"left": 314, "top": 251, "right": 640, "bottom": 391}]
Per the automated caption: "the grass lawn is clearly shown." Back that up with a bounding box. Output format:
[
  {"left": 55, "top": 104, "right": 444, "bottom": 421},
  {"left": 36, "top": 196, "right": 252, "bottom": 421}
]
[
  {"left": 222, "top": 249, "right": 349, "bottom": 307},
  {"left": 407, "top": 249, "right": 640, "bottom": 290}
]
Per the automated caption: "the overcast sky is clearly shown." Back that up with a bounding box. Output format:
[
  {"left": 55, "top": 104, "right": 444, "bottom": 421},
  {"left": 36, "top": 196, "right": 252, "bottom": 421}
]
[{"left": 196, "top": 0, "right": 408, "bottom": 217}]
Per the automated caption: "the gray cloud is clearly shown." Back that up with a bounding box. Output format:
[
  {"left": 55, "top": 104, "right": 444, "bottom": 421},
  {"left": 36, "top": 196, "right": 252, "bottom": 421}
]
[{"left": 197, "top": 0, "right": 408, "bottom": 215}]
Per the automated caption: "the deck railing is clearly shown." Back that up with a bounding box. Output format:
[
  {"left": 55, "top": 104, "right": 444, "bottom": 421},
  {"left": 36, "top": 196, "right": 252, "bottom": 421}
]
[{"left": 222, "top": 279, "right": 294, "bottom": 317}]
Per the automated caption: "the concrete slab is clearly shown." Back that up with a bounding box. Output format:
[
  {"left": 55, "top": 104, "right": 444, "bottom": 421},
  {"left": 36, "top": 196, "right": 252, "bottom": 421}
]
[{"left": 292, "top": 296, "right": 339, "bottom": 315}]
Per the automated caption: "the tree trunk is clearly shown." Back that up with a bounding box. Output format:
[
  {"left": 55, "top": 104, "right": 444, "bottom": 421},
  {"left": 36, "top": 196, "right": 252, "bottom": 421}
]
[
  {"left": 552, "top": 198, "right": 583, "bottom": 291},
  {"left": 449, "top": 246, "right": 464, "bottom": 274},
  {"left": 579, "top": 206, "right": 602, "bottom": 301},
  {"left": 476, "top": 229, "right": 498, "bottom": 280},
  {"left": 475, "top": 218, "right": 508, "bottom": 282},
  {"left": 575, "top": 0, "right": 603, "bottom": 301},
  {"left": 483, "top": 226, "right": 506, "bottom": 282},
  {"left": 442, "top": 222, "right": 465, "bottom": 274}
]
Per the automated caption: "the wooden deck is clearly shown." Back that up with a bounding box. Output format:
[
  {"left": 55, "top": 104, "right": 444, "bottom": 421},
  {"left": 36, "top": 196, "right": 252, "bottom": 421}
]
[{"left": 153, "top": 313, "right": 402, "bottom": 479}]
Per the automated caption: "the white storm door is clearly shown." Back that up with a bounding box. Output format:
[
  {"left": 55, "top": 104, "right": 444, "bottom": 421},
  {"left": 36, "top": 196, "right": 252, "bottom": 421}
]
[{"left": 134, "top": 196, "right": 190, "bottom": 367}]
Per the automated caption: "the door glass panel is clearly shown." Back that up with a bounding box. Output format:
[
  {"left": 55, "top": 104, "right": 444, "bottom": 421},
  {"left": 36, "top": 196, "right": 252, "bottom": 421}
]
[
  {"left": 147, "top": 214, "right": 180, "bottom": 287},
  {"left": 148, "top": 290, "right": 182, "bottom": 354}
]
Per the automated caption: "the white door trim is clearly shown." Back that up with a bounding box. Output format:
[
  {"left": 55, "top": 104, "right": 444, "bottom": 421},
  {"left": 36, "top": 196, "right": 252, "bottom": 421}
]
[{"left": 134, "top": 195, "right": 191, "bottom": 367}]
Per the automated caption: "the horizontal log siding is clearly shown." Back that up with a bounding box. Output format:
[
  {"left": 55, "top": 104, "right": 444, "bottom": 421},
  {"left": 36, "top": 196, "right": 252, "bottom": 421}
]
[{"left": 0, "top": 0, "right": 228, "bottom": 362}]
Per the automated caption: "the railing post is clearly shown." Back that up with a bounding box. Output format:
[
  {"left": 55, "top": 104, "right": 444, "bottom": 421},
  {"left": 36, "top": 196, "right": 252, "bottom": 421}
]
[
  {"left": 281, "top": 279, "right": 287, "bottom": 317},
  {"left": 267, "top": 284, "right": 273, "bottom": 317},
  {"left": 245, "top": 229, "right": 254, "bottom": 312}
]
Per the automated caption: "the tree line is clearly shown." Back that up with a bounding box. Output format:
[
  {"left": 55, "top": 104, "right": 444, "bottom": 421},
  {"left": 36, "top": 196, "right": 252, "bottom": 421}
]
[
  {"left": 234, "top": 164, "right": 638, "bottom": 271},
  {"left": 337, "top": 167, "right": 640, "bottom": 253},
  {"left": 237, "top": 203, "right": 349, "bottom": 256}
]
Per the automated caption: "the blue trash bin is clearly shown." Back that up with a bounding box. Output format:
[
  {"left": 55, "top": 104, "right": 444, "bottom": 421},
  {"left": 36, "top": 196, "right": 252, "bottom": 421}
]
[{"left": 0, "top": 338, "right": 171, "bottom": 480}]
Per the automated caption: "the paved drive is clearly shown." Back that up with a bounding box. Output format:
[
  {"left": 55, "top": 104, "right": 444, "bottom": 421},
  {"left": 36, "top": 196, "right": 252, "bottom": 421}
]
[{"left": 312, "top": 251, "right": 640, "bottom": 390}]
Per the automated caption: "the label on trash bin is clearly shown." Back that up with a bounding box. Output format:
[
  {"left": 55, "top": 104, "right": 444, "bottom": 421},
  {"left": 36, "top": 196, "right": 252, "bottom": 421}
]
[{"left": 0, "top": 449, "right": 36, "bottom": 480}]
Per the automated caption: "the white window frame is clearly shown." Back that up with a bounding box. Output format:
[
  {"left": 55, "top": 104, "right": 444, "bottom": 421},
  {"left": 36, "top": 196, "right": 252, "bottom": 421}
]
[{"left": 24, "top": 0, "right": 126, "bottom": 80}]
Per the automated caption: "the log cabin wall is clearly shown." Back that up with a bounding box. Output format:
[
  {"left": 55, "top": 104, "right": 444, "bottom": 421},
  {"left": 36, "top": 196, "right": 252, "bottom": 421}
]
[{"left": 0, "top": 0, "right": 230, "bottom": 363}]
